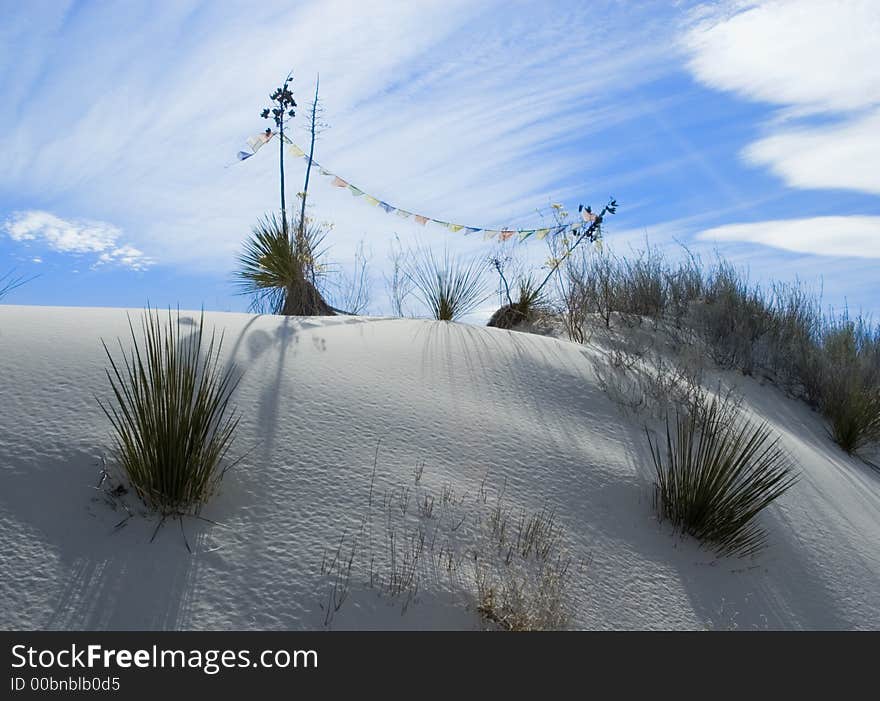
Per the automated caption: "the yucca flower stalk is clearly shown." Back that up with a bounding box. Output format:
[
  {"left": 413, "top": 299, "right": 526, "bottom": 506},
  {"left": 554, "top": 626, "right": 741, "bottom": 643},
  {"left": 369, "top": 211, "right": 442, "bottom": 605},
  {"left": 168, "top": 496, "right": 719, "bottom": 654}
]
[
  {"left": 98, "top": 307, "right": 242, "bottom": 515},
  {"left": 648, "top": 397, "right": 797, "bottom": 558}
]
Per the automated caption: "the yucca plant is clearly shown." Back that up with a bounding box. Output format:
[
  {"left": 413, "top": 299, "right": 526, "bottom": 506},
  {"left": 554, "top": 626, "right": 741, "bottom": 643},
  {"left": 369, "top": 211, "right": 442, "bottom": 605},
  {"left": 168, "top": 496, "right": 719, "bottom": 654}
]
[
  {"left": 406, "top": 247, "right": 488, "bottom": 321},
  {"left": 487, "top": 275, "right": 546, "bottom": 329},
  {"left": 236, "top": 213, "right": 334, "bottom": 315},
  {"left": 648, "top": 397, "right": 797, "bottom": 558},
  {"left": 98, "top": 308, "right": 241, "bottom": 516}
]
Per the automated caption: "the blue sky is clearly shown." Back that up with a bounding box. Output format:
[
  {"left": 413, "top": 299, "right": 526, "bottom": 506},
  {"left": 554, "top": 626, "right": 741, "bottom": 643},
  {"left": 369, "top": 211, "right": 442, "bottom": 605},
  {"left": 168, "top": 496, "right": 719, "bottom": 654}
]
[{"left": 1, "top": 0, "right": 878, "bottom": 319}]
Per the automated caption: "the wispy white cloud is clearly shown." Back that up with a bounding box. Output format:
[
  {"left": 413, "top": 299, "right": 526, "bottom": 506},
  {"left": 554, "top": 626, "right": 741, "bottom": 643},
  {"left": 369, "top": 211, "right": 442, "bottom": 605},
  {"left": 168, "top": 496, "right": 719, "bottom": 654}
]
[
  {"left": 744, "top": 109, "right": 880, "bottom": 195},
  {"left": 682, "top": 0, "right": 880, "bottom": 196},
  {"left": 696, "top": 216, "right": 880, "bottom": 258},
  {"left": 682, "top": 0, "right": 880, "bottom": 114},
  {"left": 3, "top": 211, "right": 152, "bottom": 270}
]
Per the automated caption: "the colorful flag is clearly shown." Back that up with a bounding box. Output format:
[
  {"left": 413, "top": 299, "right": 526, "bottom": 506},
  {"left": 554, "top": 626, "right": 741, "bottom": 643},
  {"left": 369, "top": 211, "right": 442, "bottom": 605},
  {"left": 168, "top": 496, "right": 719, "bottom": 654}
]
[
  {"left": 348, "top": 185, "right": 364, "bottom": 196},
  {"left": 379, "top": 202, "right": 395, "bottom": 213},
  {"left": 518, "top": 230, "right": 534, "bottom": 241},
  {"left": 396, "top": 210, "right": 411, "bottom": 218},
  {"left": 447, "top": 224, "right": 464, "bottom": 233},
  {"left": 237, "top": 151, "right": 254, "bottom": 161},
  {"left": 499, "top": 230, "right": 515, "bottom": 241},
  {"left": 288, "top": 144, "right": 306, "bottom": 158},
  {"left": 414, "top": 215, "right": 429, "bottom": 226},
  {"left": 535, "top": 228, "right": 551, "bottom": 239},
  {"left": 332, "top": 176, "right": 348, "bottom": 188},
  {"left": 364, "top": 196, "right": 380, "bottom": 206},
  {"left": 465, "top": 227, "right": 482, "bottom": 235},
  {"left": 483, "top": 230, "right": 497, "bottom": 240},
  {"left": 582, "top": 209, "right": 598, "bottom": 223}
]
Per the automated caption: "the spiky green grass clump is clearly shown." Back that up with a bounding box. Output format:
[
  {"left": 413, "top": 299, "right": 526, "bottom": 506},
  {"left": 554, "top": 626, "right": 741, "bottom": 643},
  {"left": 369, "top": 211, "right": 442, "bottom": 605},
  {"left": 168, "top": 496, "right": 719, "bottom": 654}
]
[
  {"left": 236, "top": 213, "right": 334, "bottom": 315},
  {"left": 406, "top": 247, "right": 487, "bottom": 321},
  {"left": 99, "top": 308, "right": 241, "bottom": 515},
  {"left": 648, "top": 397, "right": 797, "bottom": 557}
]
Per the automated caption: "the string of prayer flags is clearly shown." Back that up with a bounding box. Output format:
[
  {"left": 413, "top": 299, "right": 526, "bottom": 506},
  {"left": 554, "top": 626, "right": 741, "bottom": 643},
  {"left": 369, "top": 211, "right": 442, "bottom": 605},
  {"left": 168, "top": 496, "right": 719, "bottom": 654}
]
[{"left": 236, "top": 131, "right": 586, "bottom": 242}]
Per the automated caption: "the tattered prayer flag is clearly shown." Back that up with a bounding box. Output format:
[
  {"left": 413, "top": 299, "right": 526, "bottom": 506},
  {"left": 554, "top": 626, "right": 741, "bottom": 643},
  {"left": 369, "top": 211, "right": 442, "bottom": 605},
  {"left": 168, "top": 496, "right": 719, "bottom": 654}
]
[
  {"left": 465, "top": 227, "right": 481, "bottom": 235},
  {"left": 288, "top": 144, "right": 306, "bottom": 158},
  {"left": 364, "top": 196, "right": 380, "bottom": 206},
  {"left": 332, "top": 176, "right": 348, "bottom": 188},
  {"left": 448, "top": 224, "right": 464, "bottom": 233},
  {"left": 379, "top": 202, "right": 395, "bottom": 213},
  {"left": 348, "top": 185, "right": 364, "bottom": 196},
  {"left": 483, "top": 230, "right": 498, "bottom": 240},
  {"left": 237, "top": 151, "right": 254, "bottom": 161},
  {"left": 518, "top": 230, "right": 534, "bottom": 241},
  {"left": 396, "top": 210, "right": 411, "bottom": 218},
  {"left": 582, "top": 209, "right": 598, "bottom": 223},
  {"left": 246, "top": 130, "right": 274, "bottom": 152},
  {"left": 319, "top": 168, "right": 331, "bottom": 176},
  {"left": 414, "top": 215, "right": 429, "bottom": 226},
  {"left": 535, "top": 228, "right": 551, "bottom": 239},
  {"left": 499, "top": 230, "right": 515, "bottom": 241}
]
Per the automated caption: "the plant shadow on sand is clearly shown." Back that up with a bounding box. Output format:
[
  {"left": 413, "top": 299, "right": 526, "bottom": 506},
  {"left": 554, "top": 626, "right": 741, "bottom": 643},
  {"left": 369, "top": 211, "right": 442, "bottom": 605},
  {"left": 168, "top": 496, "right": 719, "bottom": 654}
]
[{"left": 0, "top": 448, "right": 211, "bottom": 629}]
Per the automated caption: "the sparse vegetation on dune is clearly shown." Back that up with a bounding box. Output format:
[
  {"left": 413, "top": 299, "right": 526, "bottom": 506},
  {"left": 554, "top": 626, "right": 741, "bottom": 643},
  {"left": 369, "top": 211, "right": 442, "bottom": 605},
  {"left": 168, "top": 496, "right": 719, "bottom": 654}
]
[
  {"left": 98, "top": 307, "right": 241, "bottom": 516},
  {"left": 556, "top": 242, "right": 880, "bottom": 456}
]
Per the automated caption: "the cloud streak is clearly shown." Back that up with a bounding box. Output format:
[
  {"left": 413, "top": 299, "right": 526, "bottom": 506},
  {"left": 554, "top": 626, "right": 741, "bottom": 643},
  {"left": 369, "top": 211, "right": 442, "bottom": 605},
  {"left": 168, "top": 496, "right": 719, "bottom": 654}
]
[{"left": 696, "top": 216, "right": 880, "bottom": 258}]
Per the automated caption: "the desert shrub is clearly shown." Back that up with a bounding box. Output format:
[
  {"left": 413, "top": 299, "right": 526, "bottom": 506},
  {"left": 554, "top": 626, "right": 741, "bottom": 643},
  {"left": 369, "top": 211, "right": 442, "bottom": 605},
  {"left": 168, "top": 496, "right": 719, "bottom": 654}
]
[
  {"left": 619, "top": 245, "right": 667, "bottom": 319},
  {"left": 648, "top": 395, "right": 797, "bottom": 557},
  {"left": 236, "top": 213, "right": 334, "bottom": 315},
  {"left": 328, "top": 239, "right": 371, "bottom": 315},
  {"left": 406, "top": 247, "right": 488, "bottom": 321},
  {"left": 666, "top": 251, "right": 704, "bottom": 326},
  {"left": 384, "top": 235, "right": 414, "bottom": 317},
  {"left": 810, "top": 316, "right": 880, "bottom": 453},
  {"left": 562, "top": 246, "right": 622, "bottom": 333},
  {"left": 476, "top": 504, "right": 573, "bottom": 630},
  {"left": 762, "top": 281, "right": 822, "bottom": 391},
  {"left": 692, "top": 261, "right": 772, "bottom": 374},
  {"left": 98, "top": 308, "right": 241, "bottom": 515}
]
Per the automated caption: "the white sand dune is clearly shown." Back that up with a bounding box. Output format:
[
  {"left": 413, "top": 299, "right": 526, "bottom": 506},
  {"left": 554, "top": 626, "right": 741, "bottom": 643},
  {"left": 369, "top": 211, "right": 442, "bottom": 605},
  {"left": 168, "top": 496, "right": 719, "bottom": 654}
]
[{"left": 1, "top": 305, "right": 878, "bottom": 630}]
